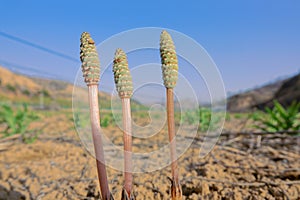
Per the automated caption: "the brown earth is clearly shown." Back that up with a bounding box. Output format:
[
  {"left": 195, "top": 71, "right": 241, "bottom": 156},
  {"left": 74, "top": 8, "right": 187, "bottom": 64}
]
[
  {"left": 0, "top": 111, "right": 299, "bottom": 200},
  {"left": 0, "top": 66, "right": 299, "bottom": 199}
]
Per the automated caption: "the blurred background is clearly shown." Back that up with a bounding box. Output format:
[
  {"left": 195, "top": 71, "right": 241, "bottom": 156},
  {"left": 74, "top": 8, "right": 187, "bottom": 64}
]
[{"left": 0, "top": 1, "right": 299, "bottom": 199}]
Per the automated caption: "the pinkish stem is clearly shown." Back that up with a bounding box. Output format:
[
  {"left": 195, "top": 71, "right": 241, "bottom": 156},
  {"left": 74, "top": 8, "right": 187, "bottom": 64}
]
[
  {"left": 122, "top": 98, "right": 133, "bottom": 198},
  {"left": 166, "top": 88, "right": 182, "bottom": 199},
  {"left": 88, "top": 85, "right": 112, "bottom": 200}
]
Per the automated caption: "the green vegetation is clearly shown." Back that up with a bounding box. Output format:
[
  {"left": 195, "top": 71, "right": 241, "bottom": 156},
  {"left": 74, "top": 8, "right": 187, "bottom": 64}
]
[
  {"left": 55, "top": 98, "right": 72, "bottom": 108},
  {"left": 100, "top": 112, "right": 115, "bottom": 127},
  {"left": 0, "top": 103, "right": 39, "bottom": 143},
  {"left": 40, "top": 89, "right": 51, "bottom": 97},
  {"left": 182, "top": 107, "right": 222, "bottom": 132},
  {"left": 22, "top": 89, "right": 31, "bottom": 96},
  {"left": 253, "top": 100, "right": 300, "bottom": 133},
  {"left": 100, "top": 116, "right": 110, "bottom": 127},
  {"left": 5, "top": 84, "right": 16, "bottom": 92},
  {"left": 74, "top": 111, "right": 116, "bottom": 128},
  {"left": 182, "top": 109, "right": 199, "bottom": 125},
  {"left": 233, "top": 113, "right": 245, "bottom": 119}
]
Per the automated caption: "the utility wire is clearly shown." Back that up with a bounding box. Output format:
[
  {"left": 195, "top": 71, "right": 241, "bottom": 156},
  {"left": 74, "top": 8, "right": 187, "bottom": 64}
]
[
  {"left": 0, "top": 59, "right": 115, "bottom": 93},
  {"left": 0, "top": 32, "right": 164, "bottom": 102},
  {"left": 0, "top": 31, "right": 79, "bottom": 63}
]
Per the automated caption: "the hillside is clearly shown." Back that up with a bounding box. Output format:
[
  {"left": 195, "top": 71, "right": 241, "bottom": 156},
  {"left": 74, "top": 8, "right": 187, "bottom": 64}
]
[
  {"left": 227, "top": 73, "right": 300, "bottom": 112},
  {"left": 0, "top": 67, "right": 41, "bottom": 101},
  {"left": 0, "top": 66, "right": 108, "bottom": 109},
  {"left": 0, "top": 66, "right": 146, "bottom": 111}
]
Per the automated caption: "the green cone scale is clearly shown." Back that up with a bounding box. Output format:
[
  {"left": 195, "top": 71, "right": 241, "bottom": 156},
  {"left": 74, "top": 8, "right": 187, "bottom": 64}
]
[
  {"left": 113, "top": 48, "right": 133, "bottom": 98},
  {"left": 80, "top": 32, "right": 100, "bottom": 85},
  {"left": 160, "top": 30, "right": 178, "bottom": 89}
]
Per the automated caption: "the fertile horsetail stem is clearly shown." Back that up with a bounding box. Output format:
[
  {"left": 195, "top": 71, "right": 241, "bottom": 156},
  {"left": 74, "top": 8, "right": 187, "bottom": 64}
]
[
  {"left": 160, "top": 30, "right": 182, "bottom": 200},
  {"left": 80, "top": 32, "right": 114, "bottom": 200},
  {"left": 113, "top": 48, "right": 134, "bottom": 200}
]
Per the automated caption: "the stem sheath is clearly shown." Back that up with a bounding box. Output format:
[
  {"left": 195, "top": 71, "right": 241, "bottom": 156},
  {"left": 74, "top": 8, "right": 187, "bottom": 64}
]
[
  {"left": 122, "top": 98, "right": 133, "bottom": 197},
  {"left": 166, "top": 88, "right": 178, "bottom": 181},
  {"left": 167, "top": 88, "right": 182, "bottom": 199},
  {"left": 88, "top": 85, "right": 111, "bottom": 200}
]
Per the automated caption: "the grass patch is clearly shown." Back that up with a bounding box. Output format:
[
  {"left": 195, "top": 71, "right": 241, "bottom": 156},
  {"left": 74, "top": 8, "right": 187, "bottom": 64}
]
[
  {"left": 0, "top": 103, "right": 40, "bottom": 143},
  {"left": 253, "top": 100, "right": 300, "bottom": 133},
  {"left": 5, "top": 84, "right": 16, "bottom": 93}
]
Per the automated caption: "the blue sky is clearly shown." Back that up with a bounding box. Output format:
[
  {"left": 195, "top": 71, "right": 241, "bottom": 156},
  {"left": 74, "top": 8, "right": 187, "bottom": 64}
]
[{"left": 0, "top": 0, "right": 300, "bottom": 100}]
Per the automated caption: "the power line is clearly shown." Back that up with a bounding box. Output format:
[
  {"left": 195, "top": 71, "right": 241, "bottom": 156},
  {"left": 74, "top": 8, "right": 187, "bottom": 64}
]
[
  {"left": 0, "top": 32, "right": 168, "bottom": 101},
  {"left": 0, "top": 31, "right": 79, "bottom": 63},
  {"left": 0, "top": 59, "right": 116, "bottom": 91}
]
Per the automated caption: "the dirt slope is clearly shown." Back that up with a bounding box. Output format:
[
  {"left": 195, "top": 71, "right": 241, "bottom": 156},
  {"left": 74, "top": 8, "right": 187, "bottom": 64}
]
[
  {"left": 0, "top": 66, "right": 111, "bottom": 108},
  {"left": 0, "top": 67, "right": 41, "bottom": 100},
  {"left": 260, "top": 73, "right": 300, "bottom": 108},
  {"left": 227, "top": 73, "right": 300, "bottom": 112}
]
